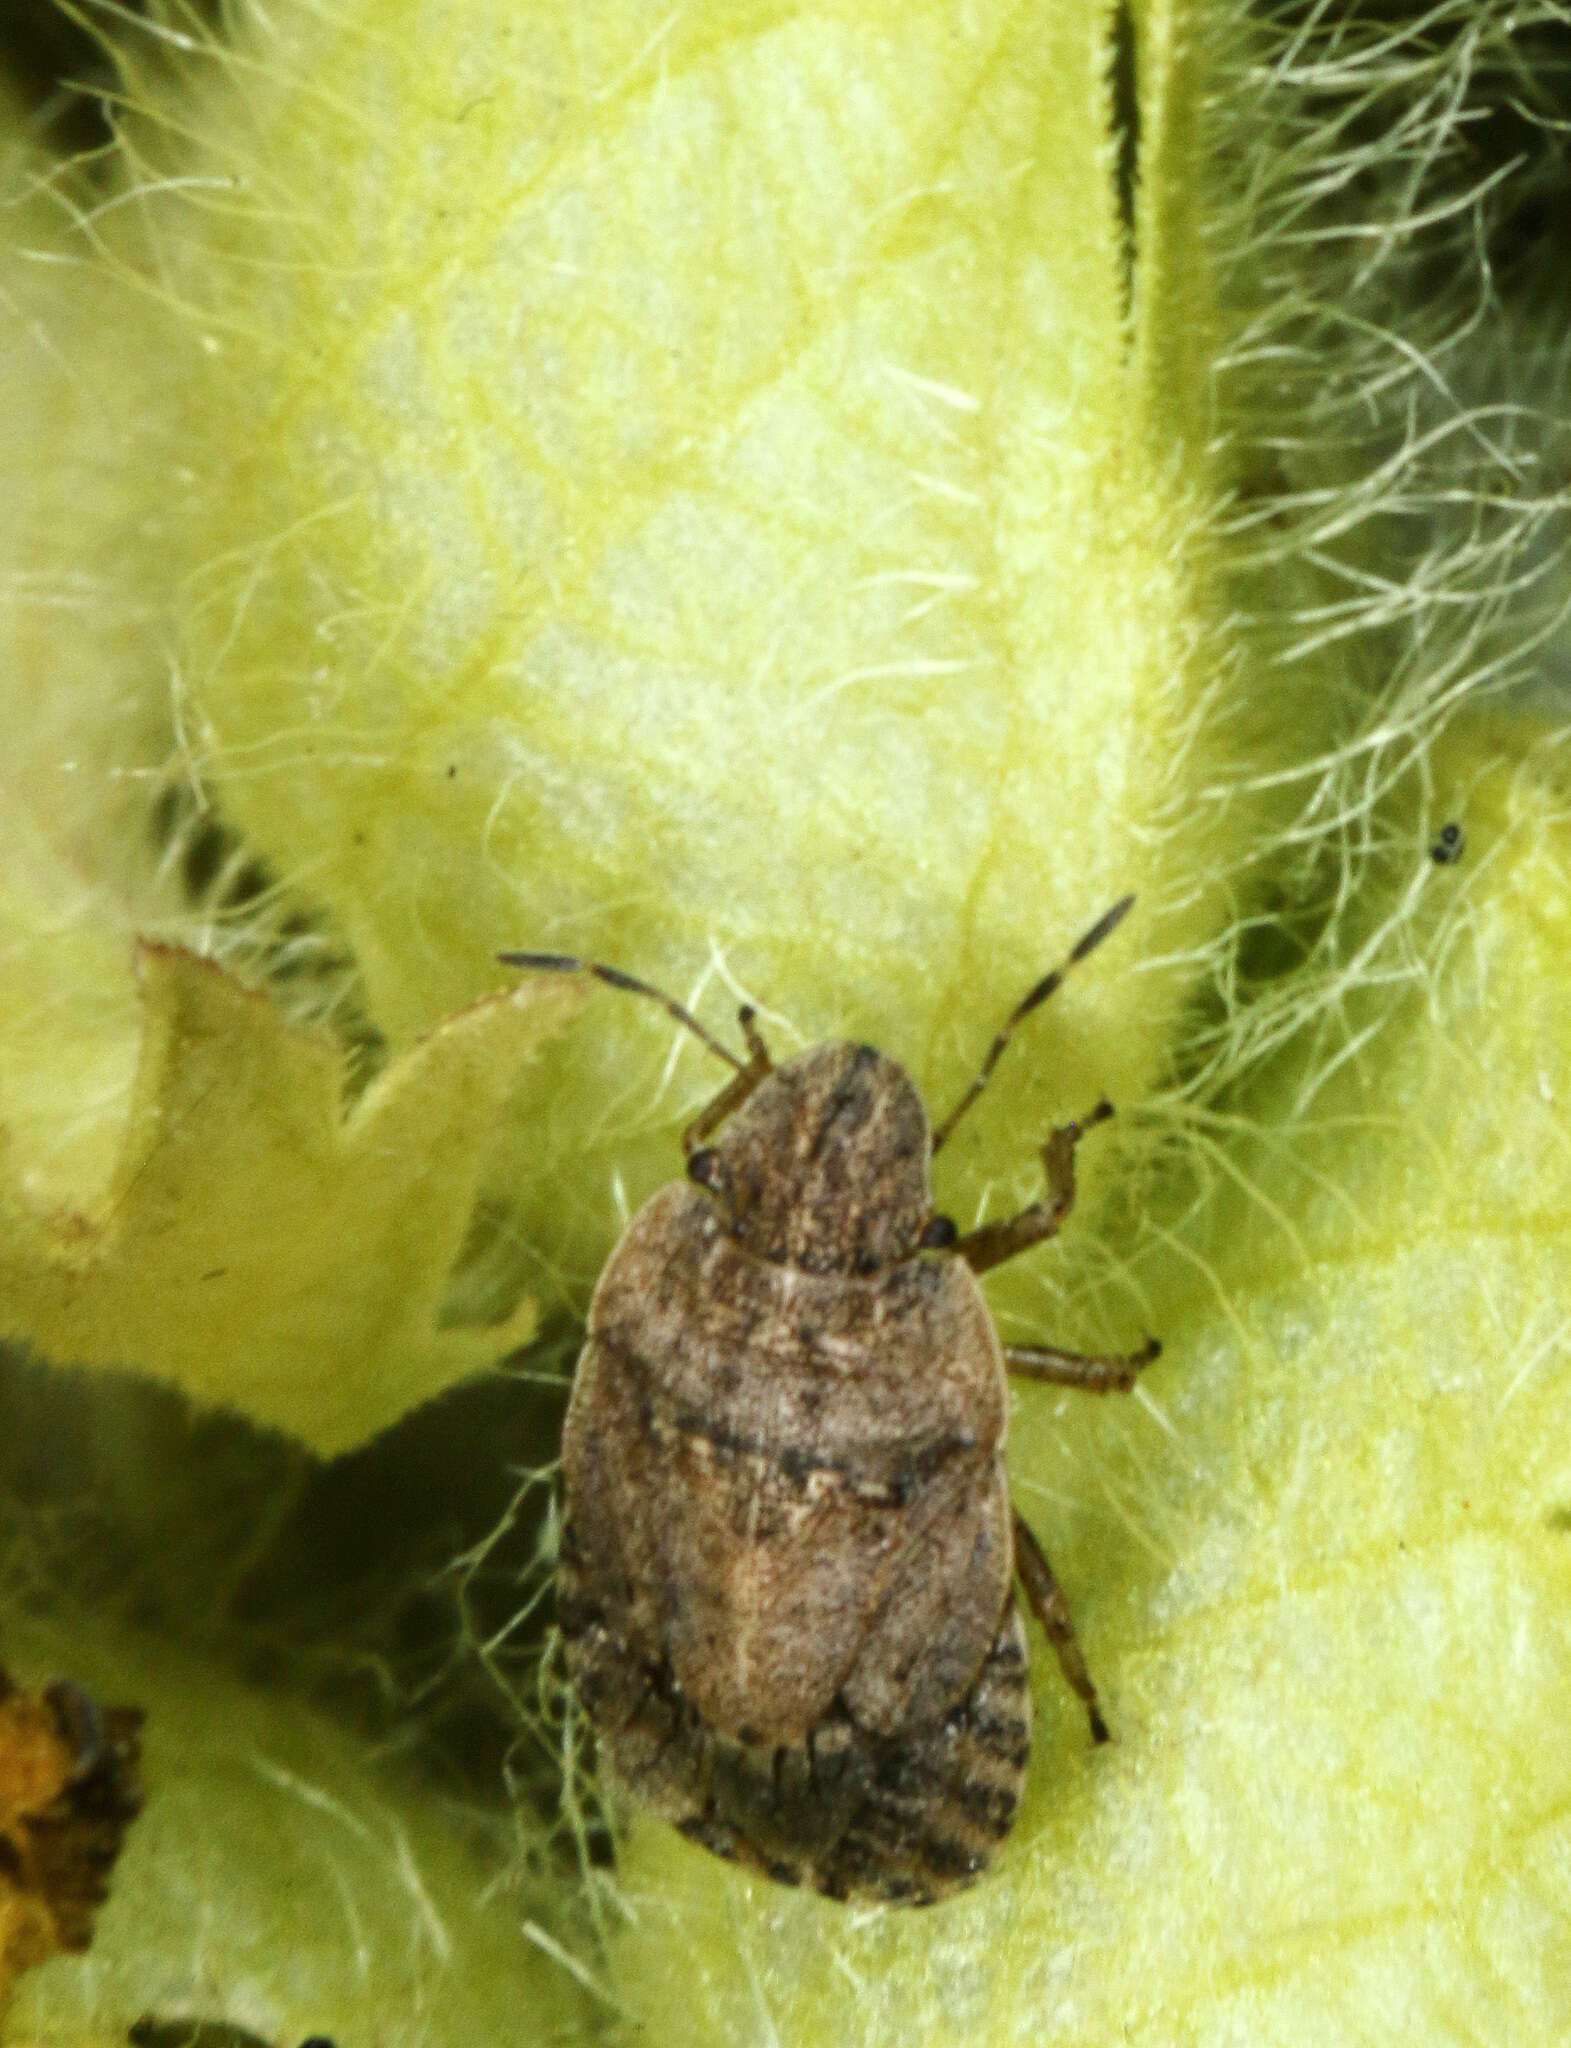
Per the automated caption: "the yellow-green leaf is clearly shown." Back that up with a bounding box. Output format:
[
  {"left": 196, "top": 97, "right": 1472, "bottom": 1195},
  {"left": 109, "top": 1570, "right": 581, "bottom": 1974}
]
[
  {"left": 8, "top": 0, "right": 1250, "bottom": 1313},
  {"left": 0, "top": 948, "right": 575, "bottom": 1454},
  {"left": 4, "top": 1608, "right": 585, "bottom": 2047}
]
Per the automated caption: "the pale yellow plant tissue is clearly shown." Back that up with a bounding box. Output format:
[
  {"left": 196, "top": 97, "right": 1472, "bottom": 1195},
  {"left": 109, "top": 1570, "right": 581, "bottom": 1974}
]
[{"left": 0, "top": 0, "right": 1565, "bottom": 2043}]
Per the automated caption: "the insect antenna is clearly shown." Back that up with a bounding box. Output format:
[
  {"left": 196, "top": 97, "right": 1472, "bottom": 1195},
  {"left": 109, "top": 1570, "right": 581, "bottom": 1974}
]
[
  {"left": 930, "top": 894, "right": 1135, "bottom": 1154},
  {"left": 498, "top": 951, "right": 747, "bottom": 1072}
]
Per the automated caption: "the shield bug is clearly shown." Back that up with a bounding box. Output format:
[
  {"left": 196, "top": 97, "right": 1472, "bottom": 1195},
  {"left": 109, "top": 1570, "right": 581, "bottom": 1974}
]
[{"left": 501, "top": 898, "right": 1158, "bottom": 1905}]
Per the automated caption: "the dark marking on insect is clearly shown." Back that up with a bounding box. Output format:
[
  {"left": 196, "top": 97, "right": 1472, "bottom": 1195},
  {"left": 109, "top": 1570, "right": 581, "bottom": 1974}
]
[
  {"left": 1429, "top": 821, "right": 1465, "bottom": 865},
  {"left": 500, "top": 898, "right": 1160, "bottom": 1905}
]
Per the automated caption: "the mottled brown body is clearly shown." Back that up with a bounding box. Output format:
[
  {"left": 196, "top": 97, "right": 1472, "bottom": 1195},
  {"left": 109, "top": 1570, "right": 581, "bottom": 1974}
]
[
  {"left": 559, "top": 1048, "right": 1018, "bottom": 1901},
  {"left": 516, "top": 901, "right": 1156, "bottom": 1904}
]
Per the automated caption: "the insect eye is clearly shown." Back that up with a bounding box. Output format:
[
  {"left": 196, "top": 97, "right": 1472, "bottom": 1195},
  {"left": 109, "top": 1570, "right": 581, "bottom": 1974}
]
[
  {"left": 687, "top": 1147, "right": 725, "bottom": 1194},
  {"left": 919, "top": 1214, "right": 959, "bottom": 1250}
]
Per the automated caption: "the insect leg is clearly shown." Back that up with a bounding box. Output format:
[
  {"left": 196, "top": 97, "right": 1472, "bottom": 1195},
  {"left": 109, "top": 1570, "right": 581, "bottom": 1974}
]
[
  {"left": 1003, "top": 1335, "right": 1160, "bottom": 1392},
  {"left": 952, "top": 1101, "right": 1111, "bottom": 1275},
  {"left": 681, "top": 1008, "right": 772, "bottom": 1154},
  {"left": 930, "top": 895, "right": 1134, "bottom": 1153},
  {"left": 1011, "top": 1509, "right": 1110, "bottom": 1744}
]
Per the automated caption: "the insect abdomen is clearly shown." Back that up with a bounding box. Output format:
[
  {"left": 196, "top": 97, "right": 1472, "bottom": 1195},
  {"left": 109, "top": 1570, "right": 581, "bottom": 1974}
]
[{"left": 563, "top": 1599, "right": 1030, "bottom": 1905}]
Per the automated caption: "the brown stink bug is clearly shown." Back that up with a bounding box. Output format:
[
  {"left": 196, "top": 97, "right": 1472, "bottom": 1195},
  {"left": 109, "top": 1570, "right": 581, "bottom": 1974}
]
[{"left": 500, "top": 898, "right": 1159, "bottom": 1905}]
